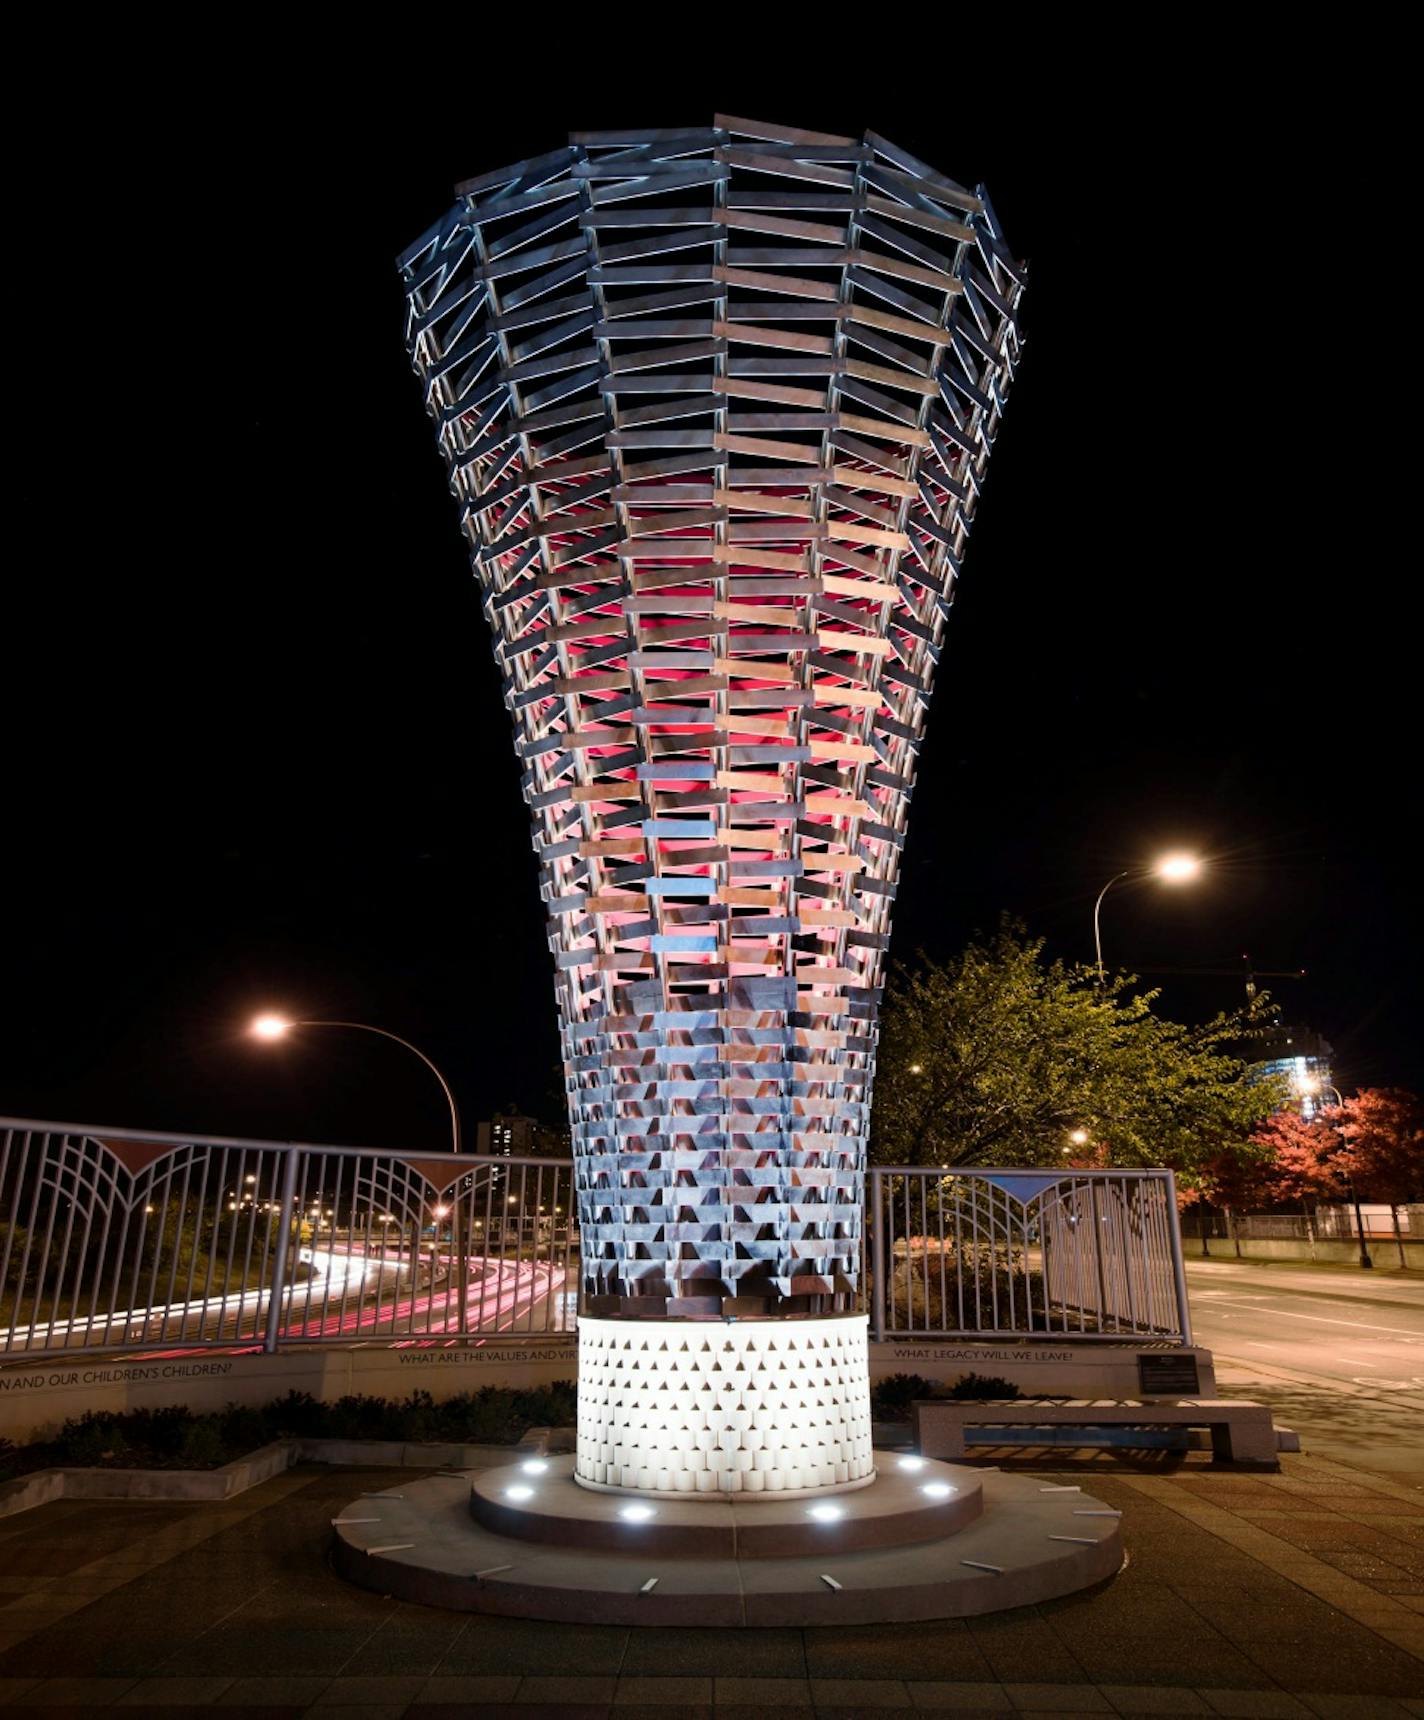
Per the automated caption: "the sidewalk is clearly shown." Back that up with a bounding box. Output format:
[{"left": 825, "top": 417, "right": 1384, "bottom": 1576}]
[
  {"left": 1185, "top": 1256, "right": 1424, "bottom": 1308},
  {"left": 1, "top": 1455, "right": 1420, "bottom": 1717}
]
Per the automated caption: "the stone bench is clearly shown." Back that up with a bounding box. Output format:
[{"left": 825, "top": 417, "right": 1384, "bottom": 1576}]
[{"left": 914, "top": 1398, "right": 1279, "bottom": 1467}]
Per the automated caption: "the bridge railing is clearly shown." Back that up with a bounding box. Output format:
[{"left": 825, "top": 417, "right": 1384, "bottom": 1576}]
[
  {"left": 2, "top": 1119, "right": 1192, "bottom": 1358},
  {"left": 0, "top": 1119, "right": 577, "bottom": 1357},
  {"left": 867, "top": 1165, "right": 1192, "bottom": 1345}
]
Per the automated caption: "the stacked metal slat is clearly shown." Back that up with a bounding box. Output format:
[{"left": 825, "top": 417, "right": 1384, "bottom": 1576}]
[{"left": 399, "top": 117, "right": 1025, "bottom": 1321}]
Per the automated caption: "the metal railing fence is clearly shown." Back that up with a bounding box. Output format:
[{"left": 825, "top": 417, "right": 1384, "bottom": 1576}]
[
  {"left": 868, "top": 1166, "right": 1192, "bottom": 1344},
  {"left": 1180, "top": 1207, "right": 1418, "bottom": 1242},
  {"left": 1, "top": 1119, "right": 577, "bottom": 1357},
  {"left": 2, "top": 1119, "right": 1192, "bottom": 1359}
]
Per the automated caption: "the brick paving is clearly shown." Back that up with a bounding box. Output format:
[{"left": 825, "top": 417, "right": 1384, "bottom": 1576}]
[{"left": 0, "top": 1456, "right": 1420, "bottom": 1717}]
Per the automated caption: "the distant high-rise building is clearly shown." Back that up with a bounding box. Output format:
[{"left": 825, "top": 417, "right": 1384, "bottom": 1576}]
[
  {"left": 1257, "top": 1024, "right": 1336, "bottom": 1117},
  {"left": 476, "top": 1113, "right": 537, "bottom": 1158}
]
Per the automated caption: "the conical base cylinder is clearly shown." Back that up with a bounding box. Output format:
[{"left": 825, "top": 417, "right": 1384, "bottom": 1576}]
[{"left": 575, "top": 1313, "right": 873, "bottom": 1497}]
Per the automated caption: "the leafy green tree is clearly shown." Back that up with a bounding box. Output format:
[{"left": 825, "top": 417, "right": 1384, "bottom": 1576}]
[{"left": 870, "top": 920, "right": 1287, "bottom": 1177}]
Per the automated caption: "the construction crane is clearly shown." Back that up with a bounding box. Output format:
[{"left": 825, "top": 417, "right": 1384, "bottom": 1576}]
[{"left": 1130, "top": 957, "right": 1305, "bottom": 1004}]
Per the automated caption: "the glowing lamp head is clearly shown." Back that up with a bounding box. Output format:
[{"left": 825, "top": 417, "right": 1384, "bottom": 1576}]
[
  {"left": 432, "top": 1204, "right": 449, "bottom": 1220},
  {"left": 1154, "top": 853, "right": 1201, "bottom": 884},
  {"left": 1069, "top": 1128, "right": 1089, "bottom": 1146},
  {"left": 250, "top": 1013, "right": 293, "bottom": 1041},
  {"left": 1297, "top": 1075, "right": 1321, "bottom": 1097}
]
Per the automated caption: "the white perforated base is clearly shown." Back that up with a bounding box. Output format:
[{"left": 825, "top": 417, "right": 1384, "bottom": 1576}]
[{"left": 575, "top": 1314, "right": 873, "bottom": 1497}]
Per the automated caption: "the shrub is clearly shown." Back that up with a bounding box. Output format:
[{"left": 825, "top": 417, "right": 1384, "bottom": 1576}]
[
  {"left": 177, "top": 1419, "right": 226, "bottom": 1466},
  {"left": 260, "top": 1390, "right": 327, "bottom": 1438},
  {"left": 56, "top": 1412, "right": 133, "bottom": 1466},
  {"left": 216, "top": 1404, "right": 272, "bottom": 1452},
  {"left": 4, "top": 1380, "right": 581, "bottom": 1473},
  {"left": 869, "top": 1373, "right": 939, "bottom": 1421},
  {"left": 946, "top": 1372, "right": 1020, "bottom": 1401}
]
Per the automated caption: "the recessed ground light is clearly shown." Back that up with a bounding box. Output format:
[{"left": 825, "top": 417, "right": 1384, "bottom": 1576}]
[
  {"left": 922, "top": 1482, "right": 955, "bottom": 1500},
  {"left": 620, "top": 1504, "right": 656, "bottom": 1523},
  {"left": 807, "top": 1504, "right": 843, "bottom": 1522},
  {"left": 896, "top": 1456, "right": 925, "bottom": 1472},
  {"left": 520, "top": 1459, "right": 549, "bottom": 1475},
  {"left": 504, "top": 1485, "right": 534, "bottom": 1502}
]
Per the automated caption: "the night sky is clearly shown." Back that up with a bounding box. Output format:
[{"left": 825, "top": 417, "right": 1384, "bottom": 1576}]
[{"left": 5, "top": 49, "right": 1414, "bottom": 1153}]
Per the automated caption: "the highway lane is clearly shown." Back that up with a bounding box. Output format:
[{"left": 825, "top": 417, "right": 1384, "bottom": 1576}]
[
  {"left": 1, "top": 1250, "right": 569, "bottom": 1356},
  {"left": 283, "top": 1256, "right": 562, "bottom": 1340},
  {"left": 1185, "top": 1260, "right": 1424, "bottom": 1476}
]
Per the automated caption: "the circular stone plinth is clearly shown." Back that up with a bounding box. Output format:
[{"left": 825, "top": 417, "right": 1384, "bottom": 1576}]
[
  {"left": 331, "top": 1454, "right": 1123, "bottom": 1627},
  {"left": 472, "top": 1454, "right": 980, "bottom": 1558}
]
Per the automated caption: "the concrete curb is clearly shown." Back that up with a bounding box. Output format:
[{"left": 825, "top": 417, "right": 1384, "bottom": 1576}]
[
  {"left": 0, "top": 1431, "right": 552, "bottom": 1522},
  {"left": 0, "top": 1418, "right": 1300, "bottom": 1523}
]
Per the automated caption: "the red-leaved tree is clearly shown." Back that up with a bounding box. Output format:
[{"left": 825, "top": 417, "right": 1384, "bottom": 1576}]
[
  {"left": 1248, "top": 1107, "right": 1346, "bottom": 1203},
  {"left": 1337, "top": 1088, "right": 1424, "bottom": 1205}
]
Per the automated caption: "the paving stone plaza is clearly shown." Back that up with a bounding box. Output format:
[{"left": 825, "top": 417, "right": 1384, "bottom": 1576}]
[{"left": 1, "top": 1446, "right": 1421, "bottom": 1717}]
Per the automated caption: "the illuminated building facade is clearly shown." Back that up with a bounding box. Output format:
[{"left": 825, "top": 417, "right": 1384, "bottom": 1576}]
[
  {"left": 475, "top": 1113, "right": 537, "bottom": 1157},
  {"left": 399, "top": 117, "right": 1024, "bottom": 1496},
  {"left": 1258, "top": 1026, "right": 1336, "bottom": 1119}
]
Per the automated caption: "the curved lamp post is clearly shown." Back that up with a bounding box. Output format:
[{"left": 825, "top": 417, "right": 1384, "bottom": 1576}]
[
  {"left": 249, "top": 1015, "right": 462, "bottom": 1155},
  {"left": 1300, "top": 1076, "right": 1370, "bottom": 1269},
  {"left": 1093, "top": 853, "right": 1203, "bottom": 985}
]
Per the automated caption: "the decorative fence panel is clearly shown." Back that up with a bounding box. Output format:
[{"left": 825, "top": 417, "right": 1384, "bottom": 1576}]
[
  {"left": 0, "top": 1121, "right": 577, "bottom": 1357},
  {"left": 867, "top": 1167, "right": 1191, "bottom": 1343},
  {"left": 2, "top": 1120, "right": 1192, "bottom": 1358}
]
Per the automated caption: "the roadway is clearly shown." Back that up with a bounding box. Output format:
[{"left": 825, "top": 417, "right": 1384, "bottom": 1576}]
[
  {"left": 1185, "top": 1257, "right": 1424, "bottom": 1477},
  {"left": 1, "top": 1247, "right": 567, "bottom": 1355}
]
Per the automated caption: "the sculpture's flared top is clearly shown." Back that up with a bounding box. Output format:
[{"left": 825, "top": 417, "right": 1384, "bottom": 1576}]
[{"left": 400, "top": 118, "right": 1025, "bottom": 1320}]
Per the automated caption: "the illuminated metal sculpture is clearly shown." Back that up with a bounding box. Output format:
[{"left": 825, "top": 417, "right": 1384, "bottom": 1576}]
[{"left": 399, "top": 117, "right": 1024, "bottom": 1497}]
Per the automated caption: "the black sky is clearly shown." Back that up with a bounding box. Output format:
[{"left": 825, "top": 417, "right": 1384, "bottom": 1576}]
[{"left": 4, "top": 38, "right": 1415, "bottom": 1151}]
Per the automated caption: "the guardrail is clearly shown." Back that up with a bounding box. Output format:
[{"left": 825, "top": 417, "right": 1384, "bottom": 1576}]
[
  {"left": 1182, "top": 1207, "right": 1417, "bottom": 1242},
  {"left": 0, "top": 1119, "right": 577, "bottom": 1357},
  {"left": 868, "top": 1165, "right": 1191, "bottom": 1344},
  {"left": 2, "top": 1119, "right": 1192, "bottom": 1357}
]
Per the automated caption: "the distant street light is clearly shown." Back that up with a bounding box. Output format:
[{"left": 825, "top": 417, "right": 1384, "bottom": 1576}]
[
  {"left": 1298, "top": 1074, "right": 1342, "bottom": 1109},
  {"left": 1299, "top": 1076, "right": 1370, "bottom": 1269},
  {"left": 1155, "top": 854, "right": 1202, "bottom": 883},
  {"left": 247, "top": 1014, "right": 462, "bottom": 1154},
  {"left": 1093, "top": 854, "right": 1204, "bottom": 985}
]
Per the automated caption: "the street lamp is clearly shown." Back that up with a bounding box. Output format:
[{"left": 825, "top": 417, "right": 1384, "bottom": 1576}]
[
  {"left": 1093, "top": 853, "right": 1203, "bottom": 985},
  {"left": 247, "top": 1014, "right": 461, "bottom": 1154},
  {"left": 1299, "top": 1076, "right": 1370, "bottom": 1269}
]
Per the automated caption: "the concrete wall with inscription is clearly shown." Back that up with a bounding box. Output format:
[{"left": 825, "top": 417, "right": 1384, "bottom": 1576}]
[
  {"left": 0, "top": 1337, "right": 1215, "bottom": 1444},
  {"left": 0, "top": 1341, "right": 578, "bottom": 1444},
  {"left": 871, "top": 1342, "right": 1216, "bottom": 1400}
]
